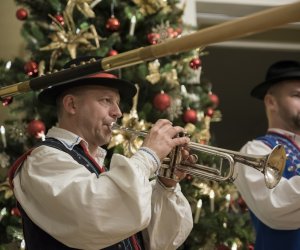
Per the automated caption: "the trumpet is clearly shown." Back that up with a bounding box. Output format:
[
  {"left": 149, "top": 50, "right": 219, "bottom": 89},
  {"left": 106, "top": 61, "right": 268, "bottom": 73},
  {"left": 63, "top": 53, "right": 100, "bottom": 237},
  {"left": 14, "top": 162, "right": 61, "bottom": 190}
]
[{"left": 111, "top": 123, "right": 286, "bottom": 189}]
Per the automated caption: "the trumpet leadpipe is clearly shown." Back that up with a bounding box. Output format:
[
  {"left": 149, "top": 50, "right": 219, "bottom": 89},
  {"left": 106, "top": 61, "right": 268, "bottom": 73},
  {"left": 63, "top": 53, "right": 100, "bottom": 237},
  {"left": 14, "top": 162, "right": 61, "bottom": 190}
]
[{"left": 110, "top": 122, "right": 147, "bottom": 137}]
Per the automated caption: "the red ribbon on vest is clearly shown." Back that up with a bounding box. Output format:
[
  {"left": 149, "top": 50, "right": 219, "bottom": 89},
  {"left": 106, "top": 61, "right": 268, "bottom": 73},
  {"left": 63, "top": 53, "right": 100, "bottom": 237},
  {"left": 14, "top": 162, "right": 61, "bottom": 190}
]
[
  {"left": 8, "top": 149, "right": 34, "bottom": 189},
  {"left": 79, "top": 141, "right": 105, "bottom": 173}
]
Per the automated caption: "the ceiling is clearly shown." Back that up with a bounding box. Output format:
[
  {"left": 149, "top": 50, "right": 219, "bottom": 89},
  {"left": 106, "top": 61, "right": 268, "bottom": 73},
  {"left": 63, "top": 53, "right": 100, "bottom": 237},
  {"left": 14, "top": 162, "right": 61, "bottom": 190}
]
[{"left": 194, "top": 0, "right": 300, "bottom": 51}]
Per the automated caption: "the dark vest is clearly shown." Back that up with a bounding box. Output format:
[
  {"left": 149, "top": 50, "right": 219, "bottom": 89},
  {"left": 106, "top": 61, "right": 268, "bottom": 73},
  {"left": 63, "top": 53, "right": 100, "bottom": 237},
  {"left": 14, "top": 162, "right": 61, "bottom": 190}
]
[
  {"left": 251, "top": 132, "right": 300, "bottom": 250},
  {"left": 9, "top": 138, "right": 144, "bottom": 250}
]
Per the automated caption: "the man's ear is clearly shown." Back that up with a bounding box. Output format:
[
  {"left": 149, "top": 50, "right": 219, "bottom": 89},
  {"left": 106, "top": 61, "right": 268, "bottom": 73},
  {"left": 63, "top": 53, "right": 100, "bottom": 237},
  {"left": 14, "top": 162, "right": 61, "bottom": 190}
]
[
  {"left": 62, "top": 94, "right": 77, "bottom": 114},
  {"left": 264, "top": 94, "right": 277, "bottom": 112}
]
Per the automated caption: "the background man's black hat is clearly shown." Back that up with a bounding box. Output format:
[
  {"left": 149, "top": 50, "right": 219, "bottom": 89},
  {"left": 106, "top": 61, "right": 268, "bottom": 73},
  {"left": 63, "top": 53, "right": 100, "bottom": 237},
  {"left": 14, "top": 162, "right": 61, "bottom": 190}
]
[
  {"left": 38, "top": 56, "right": 137, "bottom": 106},
  {"left": 251, "top": 60, "right": 300, "bottom": 100}
]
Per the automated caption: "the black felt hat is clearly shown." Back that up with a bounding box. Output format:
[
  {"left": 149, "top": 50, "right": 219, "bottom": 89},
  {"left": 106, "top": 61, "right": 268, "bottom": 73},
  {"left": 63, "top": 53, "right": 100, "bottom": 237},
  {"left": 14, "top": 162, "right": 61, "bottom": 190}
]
[
  {"left": 251, "top": 60, "right": 300, "bottom": 100},
  {"left": 38, "top": 56, "right": 137, "bottom": 106}
]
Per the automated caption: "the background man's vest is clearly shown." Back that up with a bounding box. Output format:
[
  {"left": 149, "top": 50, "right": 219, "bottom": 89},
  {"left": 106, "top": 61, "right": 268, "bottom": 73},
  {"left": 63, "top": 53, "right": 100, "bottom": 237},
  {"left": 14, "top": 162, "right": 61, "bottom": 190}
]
[{"left": 251, "top": 132, "right": 300, "bottom": 250}]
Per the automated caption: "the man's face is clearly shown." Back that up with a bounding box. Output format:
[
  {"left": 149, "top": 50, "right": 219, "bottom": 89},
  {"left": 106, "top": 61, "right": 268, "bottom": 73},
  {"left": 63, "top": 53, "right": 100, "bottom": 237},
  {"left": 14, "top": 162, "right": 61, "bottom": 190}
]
[
  {"left": 270, "top": 80, "right": 300, "bottom": 132},
  {"left": 70, "top": 85, "right": 122, "bottom": 147}
]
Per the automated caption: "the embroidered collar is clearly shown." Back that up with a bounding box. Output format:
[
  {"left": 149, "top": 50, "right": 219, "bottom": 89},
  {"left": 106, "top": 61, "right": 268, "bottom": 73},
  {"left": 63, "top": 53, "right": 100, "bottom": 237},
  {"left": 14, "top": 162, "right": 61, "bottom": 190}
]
[
  {"left": 267, "top": 128, "right": 300, "bottom": 147},
  {"left": 46, "top": 126, "right": 107, "bottom": 159}
]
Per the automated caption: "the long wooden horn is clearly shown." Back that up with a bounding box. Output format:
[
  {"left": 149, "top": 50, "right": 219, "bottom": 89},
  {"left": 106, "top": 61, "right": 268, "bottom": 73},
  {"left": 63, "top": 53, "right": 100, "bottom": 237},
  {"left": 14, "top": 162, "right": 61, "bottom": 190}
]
[{"left": 1, "top": 1, "right": 300, "bottom": 99}]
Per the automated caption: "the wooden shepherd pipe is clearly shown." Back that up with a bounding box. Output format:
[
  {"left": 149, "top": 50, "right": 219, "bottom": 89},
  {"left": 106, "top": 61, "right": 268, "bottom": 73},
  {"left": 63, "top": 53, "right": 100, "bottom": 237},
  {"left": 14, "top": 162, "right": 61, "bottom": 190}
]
[{"left": 1, "top": 1, "right": 300, "bottom": 99}]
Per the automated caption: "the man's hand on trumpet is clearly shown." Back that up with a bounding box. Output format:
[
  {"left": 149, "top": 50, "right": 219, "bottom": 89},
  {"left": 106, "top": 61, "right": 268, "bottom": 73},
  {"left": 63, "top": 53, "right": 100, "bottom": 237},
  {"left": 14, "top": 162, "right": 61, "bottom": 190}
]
[
  {"left": 158, "top": 146, "right": 198, "bottom": 188},
  {"left": 142, "top": 119, "right": 195, "bottom": 187},
  {"left": 142, "top": 119, "right": 190, "bottom": 160}
]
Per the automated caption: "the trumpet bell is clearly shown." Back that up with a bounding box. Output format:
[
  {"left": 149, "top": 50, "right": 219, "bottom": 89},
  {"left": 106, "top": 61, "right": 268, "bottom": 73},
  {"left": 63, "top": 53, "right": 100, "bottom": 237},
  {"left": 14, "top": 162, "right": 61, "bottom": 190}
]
[{"left": 264, "top": 144, "right": 286, "bottom": 189}]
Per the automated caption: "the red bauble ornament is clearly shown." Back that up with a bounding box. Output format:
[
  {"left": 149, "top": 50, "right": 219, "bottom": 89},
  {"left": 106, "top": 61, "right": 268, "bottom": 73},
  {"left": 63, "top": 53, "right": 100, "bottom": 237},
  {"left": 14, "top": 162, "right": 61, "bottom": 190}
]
[
  {"left": 167, "top": 27, "right": 175, "bottom": 38},
  {"left": 183, "top": 108, "right": 197, "bottom": 124},
  {"left": 16, "top": 8, "right": 28, "bottom": 21},
  {"left": 205, "top": 107, "right": 214, "bottom": 117},
  {"left": 11, "top": 207, "right": 21, "bottom": 217},
  {"left": 24, "top": 61, "right": 38, "bottom": 77},
  {"left": 248, "top": 243, "right": 255, "bottom": 250},
  {"left": 238, "top": 196, "right": 248, "bottom": 212},
  {"left": 175, "top": 27, "right": 182, "bottom": 36},
  {"left": 171, "top": 30, "right": 179, "bottom": 38},
  {"left": 105, "top": 16, "right": 120, "bottom": 31},
  {"left": 167, "top": 27, "right": 181, "bottom": 39},
  {"left": 209, "top": 92, "right": 219, "bottom": 108},
  {"left": 153, "top": 91, "right": 171, "bottom": 111},
  {"left": 147, "top": 33, "right": 160, "bottom": 45},
  {"left": 27, "top": 119, "right": 46, "bottom": 139},
  {"left": 189, "top": 58, "right": 202, "bottom": 70},
  {"left": 186, "top": 174, "right": 193, "bottom": 181},
  {"left": 2, "top": 96, "right": 13, "bottom": 106},
  {"left": 54, "top": 14, "right": 64, "bottom": 25},
  {"left": 107, "top": 49, "right": 118, "bottom": 56}
]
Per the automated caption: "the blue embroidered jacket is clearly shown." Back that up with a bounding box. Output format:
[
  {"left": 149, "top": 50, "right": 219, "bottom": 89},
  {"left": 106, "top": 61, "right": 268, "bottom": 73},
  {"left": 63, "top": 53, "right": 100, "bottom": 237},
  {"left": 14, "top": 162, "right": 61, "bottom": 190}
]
[{"left": 251, "top": 132, "right": 300, "bottom": 250}]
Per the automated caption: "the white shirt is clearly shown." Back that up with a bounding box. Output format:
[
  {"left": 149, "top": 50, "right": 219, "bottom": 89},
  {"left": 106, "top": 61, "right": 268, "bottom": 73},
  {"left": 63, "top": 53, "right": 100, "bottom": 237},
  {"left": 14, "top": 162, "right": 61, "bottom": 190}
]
[
  {"left": 234, "top": 128, "right": 300, "bottom": 230},
  {"left": 13, "top": 127, "right": 193, "bottom": 250}
]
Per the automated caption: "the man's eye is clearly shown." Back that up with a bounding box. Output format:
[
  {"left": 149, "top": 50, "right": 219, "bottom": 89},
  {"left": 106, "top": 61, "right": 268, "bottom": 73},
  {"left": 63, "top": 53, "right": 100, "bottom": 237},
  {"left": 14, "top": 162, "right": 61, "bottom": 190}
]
[{"left": 101, "top": 98, "right": 111, "bottom": 103}]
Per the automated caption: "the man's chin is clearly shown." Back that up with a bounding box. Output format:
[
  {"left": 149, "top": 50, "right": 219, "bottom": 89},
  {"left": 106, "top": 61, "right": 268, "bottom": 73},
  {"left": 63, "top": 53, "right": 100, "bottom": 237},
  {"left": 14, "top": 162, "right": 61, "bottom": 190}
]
[
  {"left": 97, "top": 131, "right": 112, "bottom": 146},
  {"left": 103, "top": 135, "right": 112, "bottom": 145}
]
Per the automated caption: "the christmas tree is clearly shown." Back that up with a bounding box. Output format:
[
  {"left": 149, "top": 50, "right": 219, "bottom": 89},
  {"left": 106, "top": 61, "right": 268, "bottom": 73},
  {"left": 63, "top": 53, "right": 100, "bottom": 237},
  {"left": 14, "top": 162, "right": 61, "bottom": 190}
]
[{"left": 0, "top": 0, "right": 254, "bottom": 249}]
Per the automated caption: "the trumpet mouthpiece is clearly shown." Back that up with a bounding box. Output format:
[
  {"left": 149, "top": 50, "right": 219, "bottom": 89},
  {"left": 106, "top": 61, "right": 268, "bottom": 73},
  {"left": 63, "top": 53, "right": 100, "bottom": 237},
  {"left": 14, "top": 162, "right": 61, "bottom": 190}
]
[{"left": 110, "top": 122, "right": 120, "bottom": 131}]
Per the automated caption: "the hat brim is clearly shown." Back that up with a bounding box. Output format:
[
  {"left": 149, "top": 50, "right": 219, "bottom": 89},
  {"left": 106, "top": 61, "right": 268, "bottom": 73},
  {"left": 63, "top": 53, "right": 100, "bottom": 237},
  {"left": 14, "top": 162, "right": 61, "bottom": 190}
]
[
  {"left": 38, "top": 74, "right": 137, "bottom": 106},
  {"left": 251, "top": 72, "right": 300, "bottom": 100}
]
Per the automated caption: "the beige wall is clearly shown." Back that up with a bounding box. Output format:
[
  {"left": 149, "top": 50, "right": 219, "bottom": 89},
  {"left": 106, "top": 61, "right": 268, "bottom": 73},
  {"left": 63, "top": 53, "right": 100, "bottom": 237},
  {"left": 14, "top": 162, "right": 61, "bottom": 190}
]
[
  {"left": 0, "top": 1, "right": 26, "bottom": 122},
  {"left": 0, "top": 1, "right": 25, "bottom": 60}
]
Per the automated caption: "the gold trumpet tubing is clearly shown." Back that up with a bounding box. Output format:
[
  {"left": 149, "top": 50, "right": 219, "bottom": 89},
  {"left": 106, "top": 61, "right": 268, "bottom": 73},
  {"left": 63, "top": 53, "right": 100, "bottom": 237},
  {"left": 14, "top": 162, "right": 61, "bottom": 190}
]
[
  {"left": 177, "top": 162, "right": 225, "bottom": 182},
  {"left": 189, "top": 142, "right": 266, "bottom": 171},
  {"left": 232, "top": 154, "right": 266, "bottom": 172},
  {"left": 1, "top": 1, "right": 300, "bottom": 98},
  {"left": 110, "top": 124, "right": 285, "bottom": 188},
  {"left": 163, "top": 143, "right": 183, "bottom": 180},
  {"left": 191, "top": 142, "right": 285, "bottom": 174},
  {"left": 183, "top": 142, "right": 235, "bottom": 181},
  {"left": 188, "top": 143, "right": 286, "bottom": 189}
]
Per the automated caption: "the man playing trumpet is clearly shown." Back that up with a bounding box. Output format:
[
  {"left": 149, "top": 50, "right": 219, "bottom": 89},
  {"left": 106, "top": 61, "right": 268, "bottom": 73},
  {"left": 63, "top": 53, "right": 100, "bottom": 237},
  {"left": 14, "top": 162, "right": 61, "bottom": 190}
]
[{"left": 9, "top": 56, "right": 193, "bottom": 250}]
